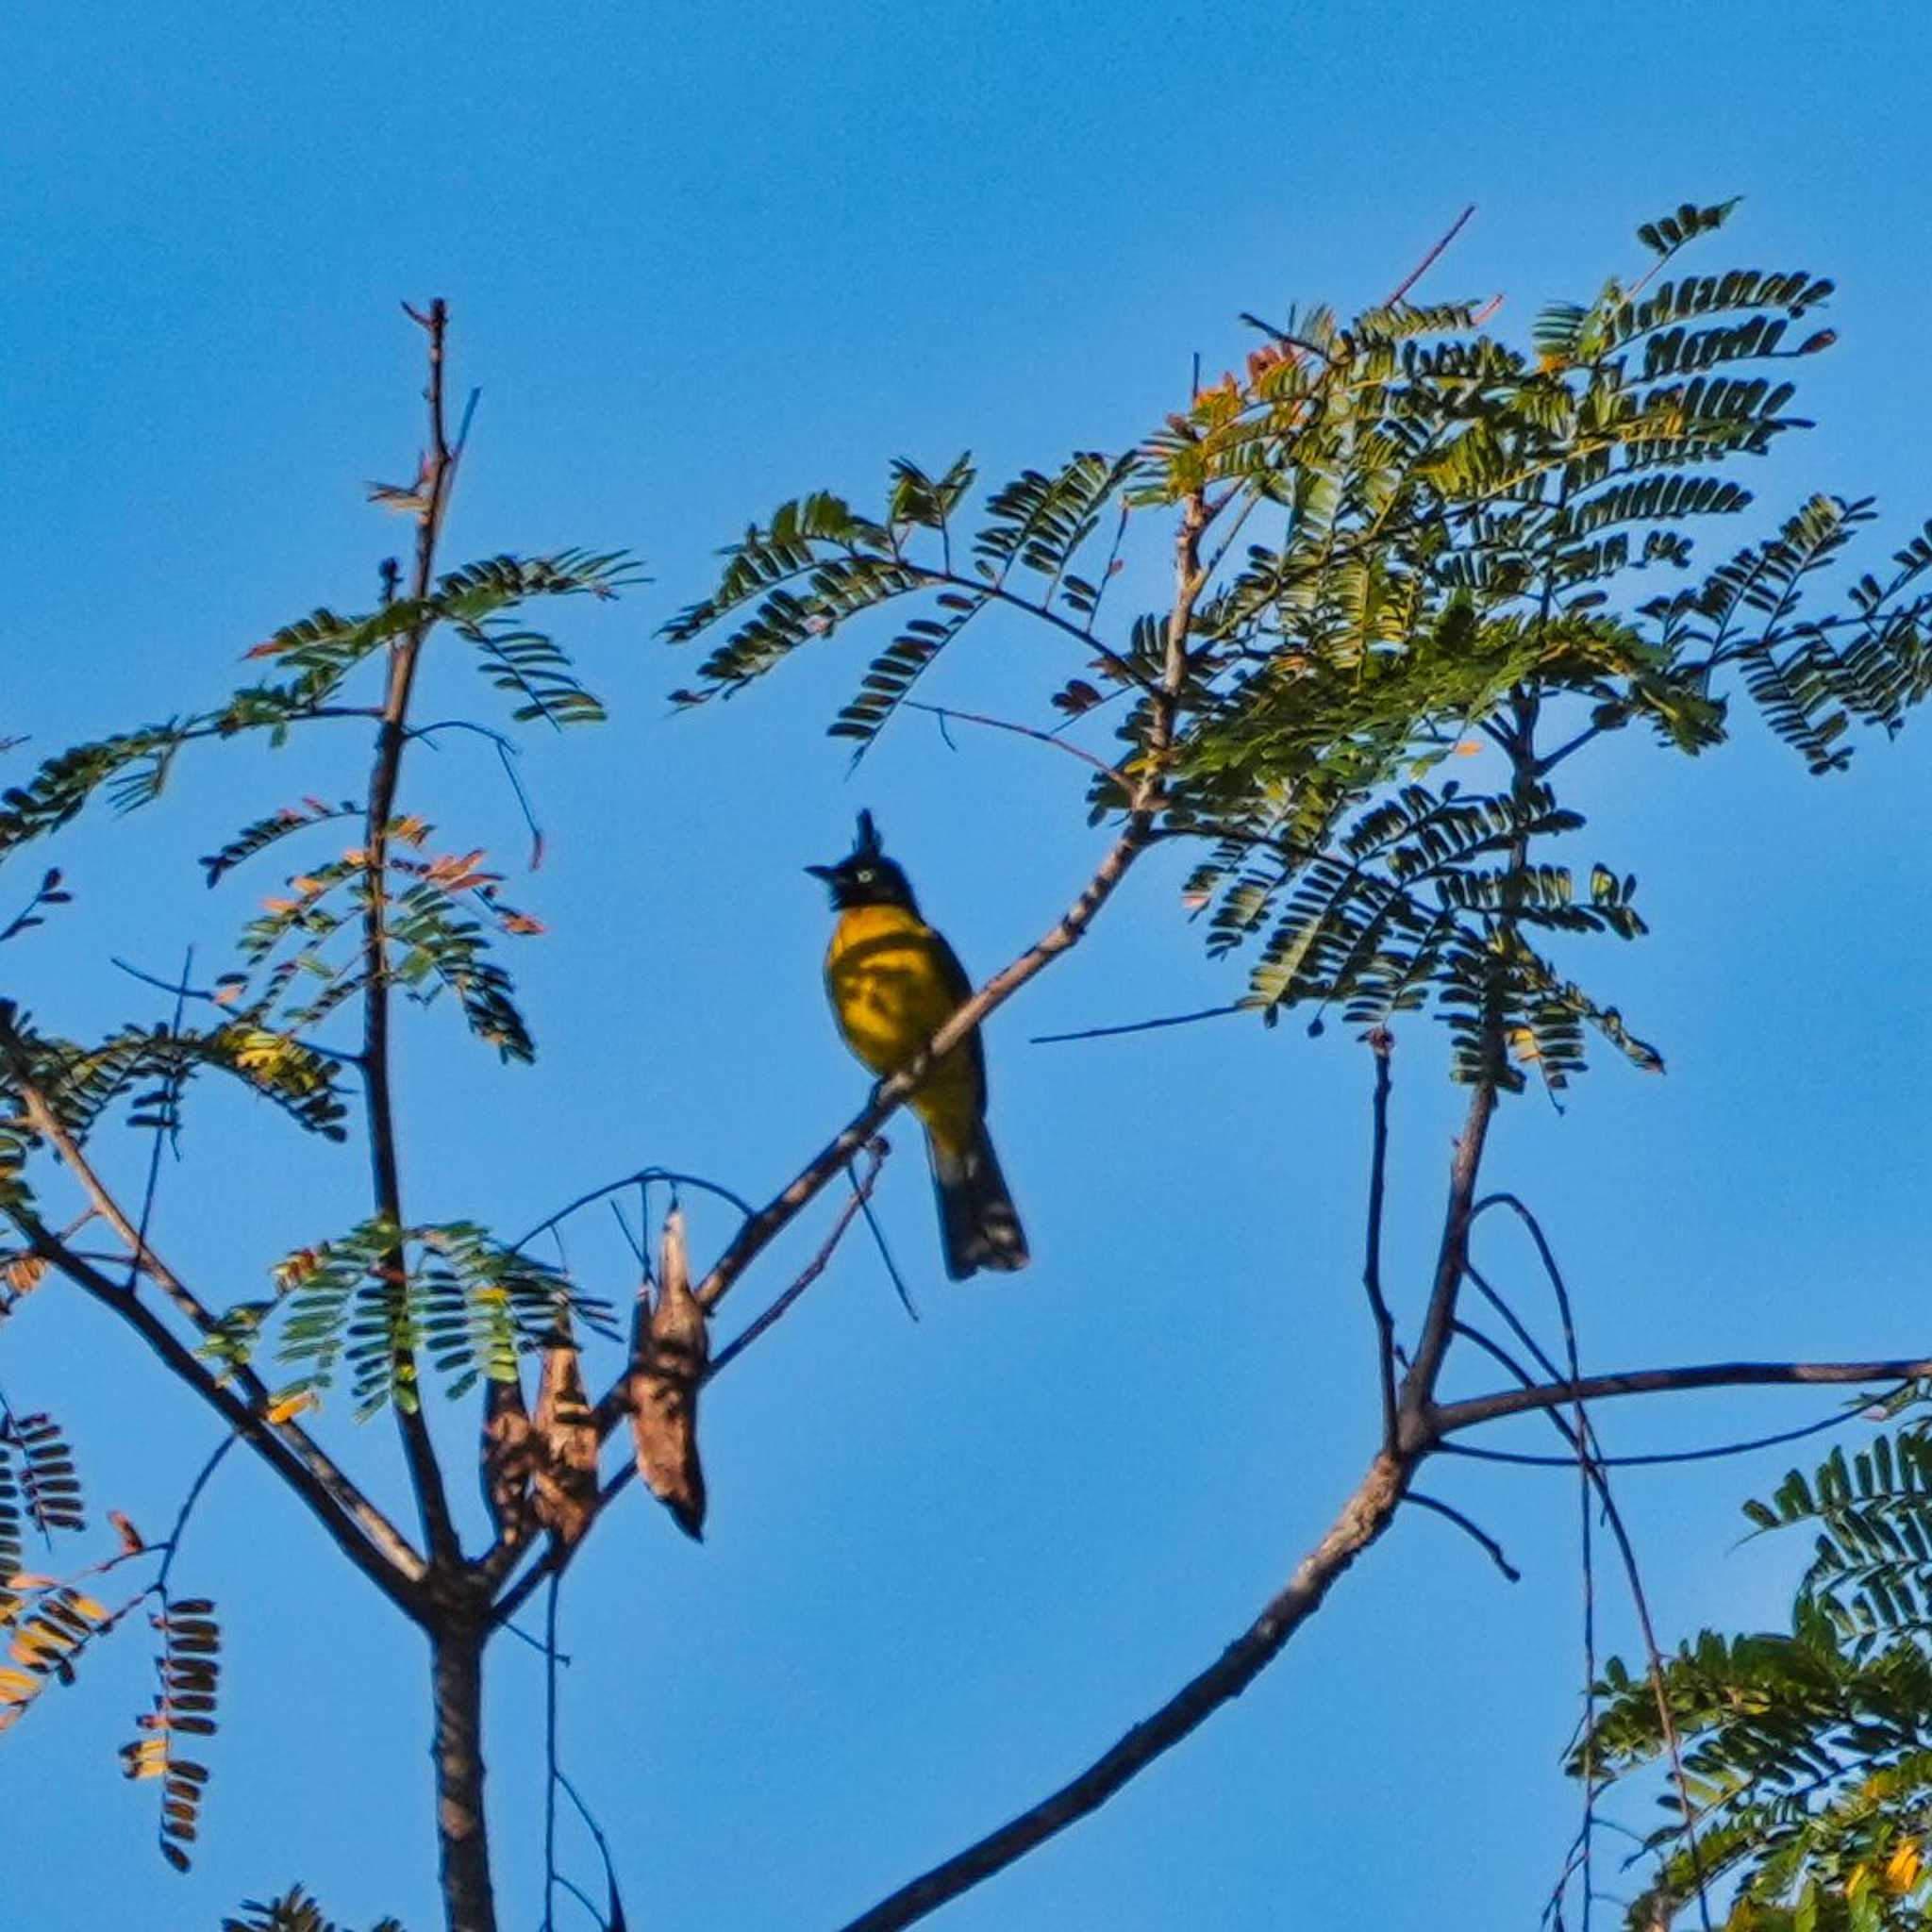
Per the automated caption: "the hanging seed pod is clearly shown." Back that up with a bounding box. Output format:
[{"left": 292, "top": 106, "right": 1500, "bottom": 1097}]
[
  {"left": 530, "top": 1320, "right": 597, "bottom": 1549},
  {"left": 627, "top": 1208, "right": 708, "bottom": 1541},
  {"left": 479, "top": 1370, "right": 533, "bottom": 1538}
]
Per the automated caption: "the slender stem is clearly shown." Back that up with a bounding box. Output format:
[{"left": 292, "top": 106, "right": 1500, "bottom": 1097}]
[
  {"left": 1405, "top": 1490, "right": 1520, "bottom": 1582},
  {"left": 1442, "top": 1398, "right": 1903, "bottom": 1471},
  {"left": 1361, "top": 1029, "right": 1399, "bottom": 1446},
  {"left": 905, "top": 701, "right": 1127, "bottom": 783},
  {"left": 1029, "top": 1001, "right": 1246, "bottom": 1047},
  {"left": 361, "top": 297, "right": 461, "bottom": 1564},
  {"left": 1434, "top": 1357, "right": 1932, "bottom": 1437},
  {"left": 1461, "top": 1319, "right": 1711, "bottom": 1930},
  {"left": 708, "top": 1141, "right": 886, "bottom": 1377},
  {"left": 1386, "top": 203, "right": 1477, "bottom": 306},
  {"left": 153, "top": 1433, "right": 241, "bottom": 1595},
  {"left": 542, "top": 1574, "right": 560, "bottom": 1932}
]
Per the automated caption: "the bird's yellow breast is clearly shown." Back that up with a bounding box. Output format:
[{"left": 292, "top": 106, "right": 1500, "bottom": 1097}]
[{"left": 824, "top": 903, "right": 978, "bottom": 1147}]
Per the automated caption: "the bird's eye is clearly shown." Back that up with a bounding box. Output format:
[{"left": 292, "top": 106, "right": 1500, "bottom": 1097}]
[{"left": 855, "top": 867, "right": 874, "bottom": 883}]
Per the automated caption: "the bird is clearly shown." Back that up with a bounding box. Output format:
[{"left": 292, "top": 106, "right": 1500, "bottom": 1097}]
[{"left": 808, "top": 811, "right": 1028, "bottom": 1280}]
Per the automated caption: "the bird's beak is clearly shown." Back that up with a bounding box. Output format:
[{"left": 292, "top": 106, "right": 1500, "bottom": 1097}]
[{"left": 805, "top": 864, "right": 838, "bottom": 882}]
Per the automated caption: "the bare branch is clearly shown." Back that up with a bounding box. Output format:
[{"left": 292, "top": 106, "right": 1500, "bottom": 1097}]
[
  {"left": 1361, "top": 1029, "right": 1399, "bottom": 1446},
  {"left": 1441, "top": 1399, "right": 1899, "bottom": 1471},
  {"left": 708, "top": 1140, "right": 888, "bottom": 1377},
  {"left": 1432, "top": 1357, "right": 1932, "bottom": 1438},
  {"left": 7, "top": 1205, "right": 425, "bottom": 1613},
  {"left": 1387, "top": 203, "right": 1476, "bottom": 306},
  {"left": 1029, "top": 1002, "right": 1247, "bottom": 1047},
  {"left": 1395, "top": 1075, "right": 1500, "bottom": 1440},
  {"left": 904, "top": 701, "right": 1126, "bottom": 784},
  {"left": 835, "top": 1451, "right": 1410, "bottom": 1932},
  {"left": 1406, "top": 1490, "right": 1520, "bottom": 1582}
]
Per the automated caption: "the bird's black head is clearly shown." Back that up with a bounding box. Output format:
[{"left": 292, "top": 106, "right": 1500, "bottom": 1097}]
[{"left": 807, "top": 810, "right": 920, "bottom": 912}]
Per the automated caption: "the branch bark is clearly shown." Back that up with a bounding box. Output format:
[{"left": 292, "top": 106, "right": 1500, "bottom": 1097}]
[
  {"left": 429, "top": 1622, "right": 496, "bottom": 1932},
  {"left": 837, "top": 1451, "right": 1410, "bottom": 1932}
]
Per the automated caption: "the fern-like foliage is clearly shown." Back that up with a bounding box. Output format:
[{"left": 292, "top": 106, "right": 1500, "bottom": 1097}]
[
  {"left": 0, "top": 1007, "right": 349, "bottom": 1166},
  {"left": 665, "top": 450, "right": 1143, "bottom": 758},
  {"left": 223, "top": 1885, "right": 405, "bottom": 1932},
  {"left": 210, "top": 823, "right": 546, "bottom": 1064},
  {"left": 0, "top": 548, "right": 633, "bottom": 872},
  {"left": 7, "top": 1410, "right": 84, "bottom": 1536},
  {"left": 0, "top": 1579, "right": 120, "bottom": 1733},
  {"left": 121, "top": 1594, "right": 220, "bottom": 1871},
  {"left": 667, "top": 195, "right": 1930, "bottom": 1095},
  {"left": 271, "top": 1219, "right": 615, "bottom": 1417},
  {"left": 1582, "top": 1420, "right": 1932, "bottom": 1928}
]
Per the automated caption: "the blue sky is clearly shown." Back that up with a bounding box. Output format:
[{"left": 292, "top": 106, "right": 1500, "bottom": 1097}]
[{"left": 4, "top": 2, "right": 1930, "bottom": 1927}]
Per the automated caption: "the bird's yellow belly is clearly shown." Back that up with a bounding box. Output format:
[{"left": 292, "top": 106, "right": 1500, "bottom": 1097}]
[{"left": 825, "top": 910, "right": 978, "bottom": 1149}]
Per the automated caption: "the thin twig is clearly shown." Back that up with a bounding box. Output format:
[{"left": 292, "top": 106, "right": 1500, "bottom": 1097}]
[
  {"left": 154, "top": 1432, "right": 241, "bottom": 1595},
  {"left": 542, "top": 1573, "right": 561, "bottom": 1932},
  {"left": 1406, "top": 1490, "right": 1520, "bottom": 1581},
  {"left": 1361, "top": 1029, "right": 1399, "bottom": 1446},
  {"left": 853, "top": 1159, "right": 917, "bottom": 1324},
  {"left": 709, "top": 1141, "right": 888, "bottom": 1377},
  {"left": 905, "top": 701, "right": 1126, "bottom": 784},
  {"left": 555, "top": 1876, "right": 603, "bottom": 1927},
  {"left": 1440, "top": 1398, "right": 1897, "bottom": 1471},
  {"left": 1029, "top": 1002, "right": 1248, "bottom": 1047},
  {"left": 514, "top": 1168, "right": 758, "bottom": 1256},
  {"left": 408, "top": 718, "right": 546, "bottom": 870},
  {"left": 126, "top": 946, "right": 192, "bottom": 1294},
  {"left": 1593, "top": 1477, "right": 1712, "bottom": 1932},
  {"left": 1452, "top": 1309, "right": 1711, "bottom": 1930},
  {"left": 1387, "top": 204, "right": 1476, "bottom": 306},
  {"left": 558, "top": 1771, "right": 625, "bottom": 1927}
]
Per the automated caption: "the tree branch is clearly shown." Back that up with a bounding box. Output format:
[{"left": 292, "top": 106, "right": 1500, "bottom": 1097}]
[
  {"left": 904, "top": 701, "right": 1126, "bottom": 784},
  {"left": 834, "top": 1450, "right": 1411, "bottom": 1932},
  {"left": 360, "top": 296, "right": 463, "bottom": 1565},
  {"left": 1432, "top": 1357, "right": 1932, "bottom": 1438},
  {"left": 1360, "top": 1028, "right": 1399, "bottom": 1446},
  {"left": 707, "top": 1139, "right": 888, "bottom": 1377},
  {"left": 6, "top": 1205, "right": 425, "bottom": 1613}
]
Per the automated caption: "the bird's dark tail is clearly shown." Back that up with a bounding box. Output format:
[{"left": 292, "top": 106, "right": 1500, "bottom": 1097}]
[{"left": 927, "top": 1123, "right": 1028, "bottom": 1280}]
